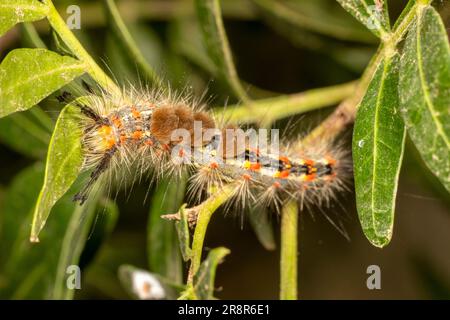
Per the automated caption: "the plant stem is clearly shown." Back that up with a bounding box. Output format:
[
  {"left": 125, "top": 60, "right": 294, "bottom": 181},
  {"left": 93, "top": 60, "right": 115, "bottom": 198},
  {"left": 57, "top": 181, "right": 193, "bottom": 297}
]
[
  {"left": 279, "top": 200, "right": 298, "bottom": 300},
  {"left": 45, "top": 0, "right": 122, "bottom": 96},
  {"left": 104, "top": 0, "right": 163, "bottom": 86},
  {"left": 215, "top": 80, "right": 357, "bottom": 125},
  {"left": 187, "top": 184, "right": 236, "bottom": 286},
  {"left": 301, "top": 0, "right": 432, "bottom": 145}
]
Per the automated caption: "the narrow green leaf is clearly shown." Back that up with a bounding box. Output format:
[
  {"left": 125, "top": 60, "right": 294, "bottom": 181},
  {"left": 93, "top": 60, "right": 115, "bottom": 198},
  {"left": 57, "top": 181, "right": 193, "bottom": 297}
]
[
  {"left": 248, "top": 207, "right": 276, "bottom": 251},
  {"left": 399, "top": 5, "right": 450, "bottom": 193},
  {"left": 252, "top": 0, "right": 376, "bottom": 44},
  {"left": 0, "top": 163, "right": 43, "bottom": 270},
  {"left": 336, "top": 0, "right": 390, "bottom": 39},
  {"left": 78, "top": 197, "right": 119, "bottom": 270},
  {"left": 103, "top": 0, "right": 162, "bottom": 85},
  {"left": 0, "top": 107, "right": 51, "bottom": 158},
  {"left": 20, "top": 22, "right": 47, "bottom": 48},
  {"left": 30, "top": 102, "right": 84, "bottom": 242},
  {"left": 0, "top": 0, "right": 48, "bottom": 36},
  {"left": 193, "top": 247, "right": 230, "bottom": 300},
  {"left": 148, "top": 177, "right": 186, "bottom": 284},
  {"left": 0, "top": 164, "right": 98, "bottom": 299},
  {"left": 0, "top": 48, "right": 85, "bottom": 118},
  {"left": 51, "top": 191, "right": 102, "bottom": 300},
  {"left": 353, "top": 53, "right": 405, "bottom": 247},
  {"left": 195, "top": 0, "right": 250, "bottom": 102},
  {"left": 175, "top": 204, "right": 192, "bottom": 262}
]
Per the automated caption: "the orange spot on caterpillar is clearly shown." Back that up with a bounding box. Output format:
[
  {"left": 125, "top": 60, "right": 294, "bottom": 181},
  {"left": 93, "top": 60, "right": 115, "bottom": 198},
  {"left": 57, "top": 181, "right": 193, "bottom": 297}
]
[
  {"left": 178, "top": 148, "right": 185, "bottom": 157},
  {"left": 106, "top": 138, "right": 116, "bottom": 150},
  {"left": 279, "top": 156, "right": 290, "bottom": 164},
  {"left": 132, "top": 130, "right": 143, "bottom": 140},
  {"left": 120, "top": 135, "right": 127, "bottom": 144},
  {"left": 279, "top": 170, "right": 290, "bottom": 178},
  {"left": 210, "top": 162, "right": 219, "bottom": 169},
  {"left": 144, "top": 139, "right": 154, "bottom": 146},
  {"left": 250, "top": 163, "right": 261, "bottom": 171},
  {"left": 304, "top": 173, "right": 316, "bottom": 182},
  {"left": 97, "top": 125, "right": 116, "bottom": 149},
  {"left": 304, "top": 159, "right": 314, "bottom": 166},
  {"left": 111, "top": 115, "right": 123, "bottom": 128},
  {"left": 273, "top": 181, "right": 281, "bottom": 189},
  {"left": 242, "top": 173, "right": 251, "bottom": 180},
  {"left": 131, "top": 106, "right": 141, "bottom": 119},
  {"left": 98, "top": 125, "right": 112, "bottom": 135}
]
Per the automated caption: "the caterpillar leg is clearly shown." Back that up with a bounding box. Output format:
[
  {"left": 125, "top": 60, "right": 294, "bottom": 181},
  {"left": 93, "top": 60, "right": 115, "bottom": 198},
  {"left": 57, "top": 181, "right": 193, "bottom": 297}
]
[
  {"left": 81, "top": 80, "right": 98, "bottom": 95},
  {"left": 57, "top": 91, "right": 104, "bottom": 122},
  {"left": 73, "top": 147, "right": 116, "bottom": 204}
]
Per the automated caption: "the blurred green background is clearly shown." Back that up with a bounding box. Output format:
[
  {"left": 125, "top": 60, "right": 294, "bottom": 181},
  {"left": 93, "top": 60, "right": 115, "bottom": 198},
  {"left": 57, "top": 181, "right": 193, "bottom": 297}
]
[{"left": 0, "top": 0, "right": 450, "bottom": 299}]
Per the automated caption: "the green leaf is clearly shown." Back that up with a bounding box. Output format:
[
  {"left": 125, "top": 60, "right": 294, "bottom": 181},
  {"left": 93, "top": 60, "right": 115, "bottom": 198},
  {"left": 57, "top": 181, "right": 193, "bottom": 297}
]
[
  {"left": 195, "top": 0, "right": 250, "bottom": 102},
  {"left": 0, "top": 107, "right": 51, "bottom": 158},
  {"left": 0, "top": 0, "right": 48, "bottom": 36},
  {"left": 193, "top": 247, "right": 230, "bottom": 300},
  {"left": 148, "top": 177, "right": 186, "bottom": 284},
  {"left": 20, "top": 22, "right": 47, "bottom": 48},
  {"left": 78, "top": 197, "right": 119, "bottom": 269},
  {"left": 353, "top": 53, "right": 405, "bottom": 247},
  {"left": 336, "top": 0, "right": 390, "bottom": 39},
  {"left": 51, "top": 191, "right": 102, "bottom": 300},
  {"left": 175, "top": 204, "right": 192, "bottom": 262},
  {"left": 0, "top": 48, "right": 85, "bottom": 118},
  {"left": 252, "top": 0, "right": 376, "bottom": 44},
  {"left": 104, "top": 0, "right": 162, "bottom": 86},
  {"left": 0, "top": 164, "right": 99, "bottom": 299},
  {"left": 248, "top": 207, "right": 276, "bottom": 251},
  {"left": 30, "top": 102, "right": 84, "bottom": 242},
  {"left": 399, "top": 5, "right": 450, "bottom": 193}
]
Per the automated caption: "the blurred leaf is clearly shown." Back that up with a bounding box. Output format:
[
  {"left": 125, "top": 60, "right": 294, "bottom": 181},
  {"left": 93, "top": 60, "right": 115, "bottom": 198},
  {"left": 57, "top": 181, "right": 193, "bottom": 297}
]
[
  {"left": 249, "top": 1, "right": 375, "bottom": 73},
  {"left": 175, "top": 204, "right": 192, "bottom": 262},
  {"left": 195, "top": 0, "right": 250, "bottom": 102},
  {"left": 411, "top": 254, "right": 450, "bottom": 299},
  {"left": 336, "top": 0, "right": 390, "bottom": 39},
  {"left": 252, "top": 0, "right": 376, "bottom": 44},
  {"left": 169, "top": 18, "right": 218, "bottom": 76},
  {"left": 0, "top": 163, "right": 43, "bottom": 271},
  {"left": 20, "top": 22, "right": 46, "bottom": 48},
  {"left": 0, "top": 164, "right": 98, "bottom": 299},
  {"left": 104, "top": 0, "right": 161, "bottom": 85},
  {"left": 0, "top": 107, "right": 51, "bottom": 158},
  {"left": 248, "top": 207, "right": 276, "bottom": 251},
  {"left": 0, "top": 0, "right": 48, "bottom": 36},
  {"left": 118, "top": 265, "right": 179, "bottom": 300},
  {"left": 353, "top": 53, "right": 405, "bottom": 248},
  {"left": 399, "top": 5, "right": 450, "bottom": 194},
  {"left": 148, "top": 177, "right": 186, "bottom": 284},
  {"left": 193, "top": 247, "right": 229, "bottom": 300},
  {"left": 0, "top": 48, "right": 85, "bottom": 118},
  {"left": 79, "top": 197, "right": 119, "bottom": 269},
  {"left": 51, "top": 191, "right": 102, "bottom": 300},
  {"left": 30, "top": 102, "right": 84, "bottom": 242}
]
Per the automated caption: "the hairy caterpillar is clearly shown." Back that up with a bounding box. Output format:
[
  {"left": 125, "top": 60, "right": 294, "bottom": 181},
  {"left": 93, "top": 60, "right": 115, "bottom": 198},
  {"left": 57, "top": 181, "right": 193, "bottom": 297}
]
[{"left": 59, "top": 83, "right": 351, "bottom": 215}]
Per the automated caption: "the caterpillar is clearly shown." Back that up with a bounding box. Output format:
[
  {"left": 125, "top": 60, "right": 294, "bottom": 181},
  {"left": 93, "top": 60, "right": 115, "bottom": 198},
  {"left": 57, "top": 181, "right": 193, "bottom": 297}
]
[{"left": 59, "top": 83, "right": 351, "bottom": 215}]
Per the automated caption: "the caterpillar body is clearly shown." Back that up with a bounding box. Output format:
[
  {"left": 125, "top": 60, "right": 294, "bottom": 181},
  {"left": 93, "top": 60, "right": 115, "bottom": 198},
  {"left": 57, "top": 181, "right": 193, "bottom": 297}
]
[{"left": 64, "top": 85, "right": 350, "bottom": 214}]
